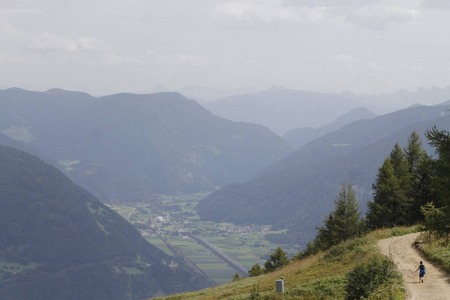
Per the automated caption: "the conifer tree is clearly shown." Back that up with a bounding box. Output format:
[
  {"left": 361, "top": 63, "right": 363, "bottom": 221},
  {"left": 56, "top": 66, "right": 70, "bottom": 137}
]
[
  {"left": 404, "top": 132, "right": 435, "bottom": 222},
  {"left": 248, "top": 264, "right": 263, "bottom": 277},
  {"left": 264, "top": 247, "right": 289, "bottom": 273},
  {"left": 423, "top": 126, "right": 450, "bottom": 239},
  {"left": 390, "top": 143, "right": 411, "bottom": 182},
  {"left": 404, "top": 131, "right": 427, "bottom": 173},
  {"left": 367, "top": 142, "right": 416, "bottom": 228},
  {"left": 390, "top": 143, "right": 414, "bottom": 223},
  {"left": 367, "top": 157, "right": 401, "bottom": 228},
  {"left": 315, "top": 184, "right": 361, "bottom": 249}
]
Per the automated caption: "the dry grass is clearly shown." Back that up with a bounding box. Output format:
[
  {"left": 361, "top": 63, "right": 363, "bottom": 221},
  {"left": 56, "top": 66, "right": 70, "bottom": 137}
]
[{"left": 151, "top": 226, "right": 419, "bottom": 300}]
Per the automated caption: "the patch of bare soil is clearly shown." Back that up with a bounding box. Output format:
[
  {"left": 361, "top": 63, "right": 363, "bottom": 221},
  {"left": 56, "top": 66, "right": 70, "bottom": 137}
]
[{"left": 378, "top": 232, "right": 450, "bottom": 300}]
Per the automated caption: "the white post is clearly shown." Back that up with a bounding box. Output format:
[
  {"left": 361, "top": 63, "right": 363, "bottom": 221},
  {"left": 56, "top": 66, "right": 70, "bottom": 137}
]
[{"left": 276, "top": 279, "right": 284, "bottom": 293}]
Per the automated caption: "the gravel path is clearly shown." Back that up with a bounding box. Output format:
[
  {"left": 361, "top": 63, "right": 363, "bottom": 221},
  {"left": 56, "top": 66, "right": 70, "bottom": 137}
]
[{"left": 378, "top": 232, "right": 450, "bottom": 300}]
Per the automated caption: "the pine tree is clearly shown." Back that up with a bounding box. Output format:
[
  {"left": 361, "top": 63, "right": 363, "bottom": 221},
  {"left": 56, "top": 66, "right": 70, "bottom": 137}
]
[
  {"left": 248, "top": 264, "right": 263, "bottom": 277},
  {"left": 404, "top": 131, "right": 433, "bottom": 222},
  {"left": 367, "top": 157, "right": 400, "bottom": 228},
  {"left": 315, "top": 184, "right": 362, "bottom": 249},
  {"left": 390, "top": 143, "right": 414, "bottom": 224},
  {"left": 264, "top": 247, "right": 289, "bottom": 273},
  {"left": 423, "top": 126, "right": 450, "bottom": 239},
  {"left": 404, "top": 131, "right": 427, "bottom": 173},
  {"left": 332, "top": 184, "right": 362, "bottom": 241},
  {"left": 367, "top": 142, "right": 416, "bottom": 228}
]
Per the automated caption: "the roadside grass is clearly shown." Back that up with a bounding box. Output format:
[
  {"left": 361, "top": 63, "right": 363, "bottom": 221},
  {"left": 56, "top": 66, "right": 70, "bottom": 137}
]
[
  {"left": 152, "top": 227, "right": 418, "bottom": 300},
  {"left": 416, "top": 233, "right": 450, "bottom": 274}
]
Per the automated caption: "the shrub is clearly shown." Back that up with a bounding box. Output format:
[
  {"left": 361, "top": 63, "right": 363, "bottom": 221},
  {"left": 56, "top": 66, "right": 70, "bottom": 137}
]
[{"left": 345, "top": 255, "right": 401, "bottom": 300}]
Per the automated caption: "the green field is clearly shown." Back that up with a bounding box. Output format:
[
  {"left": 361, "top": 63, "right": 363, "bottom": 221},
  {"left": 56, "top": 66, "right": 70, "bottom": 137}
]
[{"left": 110, "top": 193, "right": 302, "bottom": 284}]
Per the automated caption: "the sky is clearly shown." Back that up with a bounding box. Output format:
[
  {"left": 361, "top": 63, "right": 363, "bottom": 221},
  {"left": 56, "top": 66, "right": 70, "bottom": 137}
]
[{"left": 1, "top": 0, "right": 450, "bottom": 97}]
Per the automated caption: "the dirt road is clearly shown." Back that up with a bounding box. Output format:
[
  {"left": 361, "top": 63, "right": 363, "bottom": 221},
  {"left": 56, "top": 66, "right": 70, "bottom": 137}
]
[{"left": 378, "top": 232, "right": 450, "bottom": 300}]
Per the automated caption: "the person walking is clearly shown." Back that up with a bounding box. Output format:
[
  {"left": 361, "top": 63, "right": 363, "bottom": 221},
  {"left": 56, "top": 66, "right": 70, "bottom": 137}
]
[{"left": 415, "top": 261, "right": 426, "bottom": 283}]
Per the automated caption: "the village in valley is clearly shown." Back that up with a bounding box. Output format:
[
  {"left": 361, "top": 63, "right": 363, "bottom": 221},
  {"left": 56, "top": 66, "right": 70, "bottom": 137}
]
[{"left": 108, "top": 193, "right": 301, "bottom": 284}]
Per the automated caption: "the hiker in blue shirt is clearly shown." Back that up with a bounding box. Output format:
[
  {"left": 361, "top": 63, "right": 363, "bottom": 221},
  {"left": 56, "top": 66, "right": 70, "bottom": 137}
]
[{"left": 415, "top": 261, "right": 426, "bottom": 283}]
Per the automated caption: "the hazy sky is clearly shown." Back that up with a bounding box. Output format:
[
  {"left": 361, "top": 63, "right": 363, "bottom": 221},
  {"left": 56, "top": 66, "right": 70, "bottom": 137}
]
[{"left": 1, "top": 0, "right": 450, "bottom": 96}]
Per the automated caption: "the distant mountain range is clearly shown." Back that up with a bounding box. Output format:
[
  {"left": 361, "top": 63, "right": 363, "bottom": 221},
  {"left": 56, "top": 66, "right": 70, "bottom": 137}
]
[
  {"left": 283, "top": 107, "right": 378, "bottom": 148},
  {"left": 0, "top": 145, "right": 212, "bottom": 300},
  {"left": 151, "top": 85, "right": 260, "bottom": 102},
  {"left": 0, "top": 88, "right": 292, "bottom": 204},
  {"left": 202, "top": 88, "right": 362, "bottom": 135},
  {"left": 196, "top": 102, "right": 450, "bottom": 245},
  {"left": 202, "top": 86, "right": 450, "bottom": 135}
]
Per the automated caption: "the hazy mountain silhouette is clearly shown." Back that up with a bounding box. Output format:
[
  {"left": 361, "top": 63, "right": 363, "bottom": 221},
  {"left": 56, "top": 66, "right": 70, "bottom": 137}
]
[
  {"left": 202, "top": 86, "right": 450, "bottom": 135},
  {"left": 196, "top": 103, "right": 450, "bottom": 244},
  {"left": 0, "top": 88, "right": 292, "bottom": 204},
  {"left": 283, "top": 107, "right": 377, "bottom": 148},
  {"left": 0, "top": 145, "right": 212, "bottom": 300},
  {"left": 203, "top": 88, "right": 361, "bottom": 135}
]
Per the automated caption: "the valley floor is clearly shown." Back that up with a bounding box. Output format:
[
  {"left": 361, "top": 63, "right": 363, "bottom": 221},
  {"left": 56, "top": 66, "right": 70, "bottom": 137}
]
[{"left": 378, "top": 232, "right": 450, "bottom": 300}]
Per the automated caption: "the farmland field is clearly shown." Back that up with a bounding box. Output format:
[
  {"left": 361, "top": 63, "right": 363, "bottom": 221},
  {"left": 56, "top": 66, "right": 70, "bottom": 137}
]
[{"left": 109, "top": 193, "right": 302, "bottom": 284}]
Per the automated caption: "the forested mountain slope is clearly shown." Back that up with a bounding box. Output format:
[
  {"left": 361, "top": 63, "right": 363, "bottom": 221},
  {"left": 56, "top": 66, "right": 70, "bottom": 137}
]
[
  {"left": 0, "top": 88, "right": 292, "bottom": 203},
  {"left": 283, "top": 107, "right": 377, "bottom": 149},
  {"left": 197, "top": 104, "right": 450, "bottom": 244},
  {"left": 0, "top": 145, "right": 212, "bottom": 300}
]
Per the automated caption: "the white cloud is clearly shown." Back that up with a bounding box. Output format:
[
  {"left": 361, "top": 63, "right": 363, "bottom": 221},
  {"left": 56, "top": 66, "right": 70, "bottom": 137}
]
[
  {"left": 212, "top": 0, "right": 334, "bottom": 25},
  {"left": 0, "top": 53, "right": 4, "bottom": 64},
  {"left": 347, "top": 4, "right": 419, "bottom": 30},
  {"left": 26, "top": 32, "right": 78, "bottom": 52},
  {"left": 146, "top": 50, "right": 209, "bottom": 67},
  {"left": 100, "top": 53, "right": 145, "bottom": 65},
  {"left": 367, "top": 61, "right": 395, "bottom": 73},
  {"left": 77, "top": 37, "right": 112, "bottom": 52},
  {"left": 26, "top": 33, "right": 112, "bottom": 53},
  {"left": 331, "top": 54, "right": 357, "bottom": 63},
  {"left": 212, "top": 0, "right": 421, "bottom": 29}
]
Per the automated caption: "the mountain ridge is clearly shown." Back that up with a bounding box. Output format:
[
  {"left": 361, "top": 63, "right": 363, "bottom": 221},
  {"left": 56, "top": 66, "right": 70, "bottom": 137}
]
[
  {"left": 196, "top": 103, "right": 450, "bottom": 243},
  {"left": 0, "top": 88, "right": 292, "bottom": 203},
  {"left": 0, "top": 145, "right": 212, "bottom": 300}
]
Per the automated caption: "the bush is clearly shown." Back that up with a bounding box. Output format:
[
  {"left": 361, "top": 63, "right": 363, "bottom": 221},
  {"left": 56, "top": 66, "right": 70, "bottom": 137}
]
[
  {"left": 345, "top": 255, "right": 401, "bottom": 300},
  {"left": 264, "top": 247, "right": 289, "bottom": 273}
]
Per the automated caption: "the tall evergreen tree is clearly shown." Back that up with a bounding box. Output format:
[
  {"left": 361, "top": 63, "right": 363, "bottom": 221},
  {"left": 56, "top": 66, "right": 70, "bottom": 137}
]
[
  {"left": 390, "top": 143, "right": 414, "bottom": 224},
  {"left": 367, "top": 142, "right": 416, "bottom": 228},
  {"left": 367, "top": 157, "right": 401, "bottom": 228},
  {"left": 315, "top": 184, "right": 362, "bottom": 249},
  {"left": 404, "top": 131, "right": 427, "bottom": 173},
  {"left": 423, "top": 126, "right": 450, "bottom": 239},
  {"left": 404, "top": 132, "right": 431, "bottom": 222},
  {"left": 390, "top": 143, "right": 411, "bottom": 182}
]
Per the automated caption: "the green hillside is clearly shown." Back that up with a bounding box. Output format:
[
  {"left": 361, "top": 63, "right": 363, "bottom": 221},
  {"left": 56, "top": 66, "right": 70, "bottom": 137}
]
[
  {"left": 197, "top": 106, "right": 450, "bottom": 244},
  {"left": 0, "top": 88, "right": 292, "bottom": 203},
  {"left": 152, "top": 227, "right": 418, "bottom": 300},
  {"left": 0, "top": 145, "right": 212, "bottom": 300}
]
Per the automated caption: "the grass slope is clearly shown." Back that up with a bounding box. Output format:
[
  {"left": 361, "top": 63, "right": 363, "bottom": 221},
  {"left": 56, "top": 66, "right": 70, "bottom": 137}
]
[
  {"left": 152, "top": 227, "right": 420, "bottom": 300},
  {"left": 415, "top": 235, "right": 450, "bottom": 274}
]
